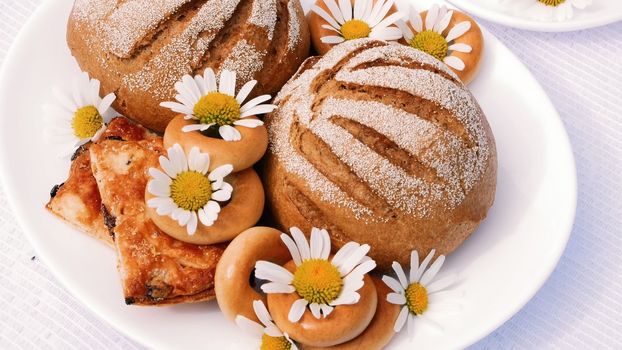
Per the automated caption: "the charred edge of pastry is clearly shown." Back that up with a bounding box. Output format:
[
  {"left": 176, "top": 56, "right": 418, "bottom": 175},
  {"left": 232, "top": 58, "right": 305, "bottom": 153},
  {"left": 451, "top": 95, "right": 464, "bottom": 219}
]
[
  {"left": 146, "top": 283, "right": 174, "bottom": 302},
  {"left": 49, "top": 182, "right": 65, "bottom": 198},
  {"left": 70, "top": 144, "right": 89, "bottom": 161},
  {"left": 125, "top": 297, "right": 135, "bottom": 305},
  {"left": 105, "top": 135, "right": 124, "bottom": 141},
  {"left": 284, "top": 180, "right": 352, "bottom": 245},
  {"left": 101, "top": 203, "right": 116, "bottom": 239},
  {"left": 350, "top": 57, "right": 460, "bottom": 85}
]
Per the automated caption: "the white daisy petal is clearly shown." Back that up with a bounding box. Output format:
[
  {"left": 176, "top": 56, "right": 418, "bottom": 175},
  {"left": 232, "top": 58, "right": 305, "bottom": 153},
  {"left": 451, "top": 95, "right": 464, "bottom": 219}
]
[
  {"left": 235, "top": 316, "right": 264, "bottom": 337},
  {"left": 420, "top": 255, "right": 446, "bottom": 286},
  {"left": 410, "top": 8, "right": 423, "bottom": 33},
  {"left": 219, "top": 69, "right": 236, "bottom": 96},
  {"left": 186, "top": 212, "right": 198, "bottom": 235},
  {"left": 448, "top": 43, "right": 472, "bottom": 53},
  {"left": 288, "top": 299, "right": 308, "bottom": 323},
  {"left": 320, "top": 304, "right": 334, "bottom": 317},
  {"left": 219, "top": 125, "right": 242, "bottom": 141},
  {"left": 208, "top": 164, "right": 233, "bottom": 182},
  {"left": 255, "top": 261, "right": 294, "bottom": 285},
  {"left": 387, "top": 292, "right": 406, "bottom": 305},
  {"left": 280, "top": 233, "right": 302, "bottom": 266},
  {"left": 309, "top": 303, "right": 322, "bottom": 319},
  {"left": 332, "top": 242, "right": 360, "bottom": 267},
  {"left": 321, "top": 24, "right": 340, "bottom": 33},
  {"left": 337, "top": 244, "right": 371, "bottom": 276},
  {"left": 324, "top": 0, "right": 345, "bottom": 24},
  {"left": 396, "top": 20, "right": 414, "bottom": 41},
  {"left": 261, "top": 282, "right": 296, "bottom": 294},
  {"left": 382, "top": 275, "right": 404, "bottom": 293},
  {"left": 203, "top": 68, "right": 218, "bottom": 92},
  {"left": 444, "top": 56, "right": 466, "bottom": 71},
  {"left": 240, "top": 104, "right": 276, "bottom": 118},
  {"left": 290, "top": 227, "right": 311, "bottom": 261},
  {"left": 407, "top": 313, "right": 416, "bottom": 335},
  {"left": 338, "top": 0, "right": 352, "bottom": 22},
  {"left": 394, "top": 306, "right": 409, "bottom": 332},
  {"left": 161, "top": 101, "right": 194, "bottom": 115},
  {"left": 211, "top": 189, "right": 232, "bottom": 202},
  {"left": 97, "top": 93, "right": 116, "bottom": 116},
  {"left": 253, "top": 300, "right": 275, "bottom": 329},
  {"left": 354, "top": 0, "right": 367, "bottom": 19},
  {"left": 321, "top": 36, "right": 346, "bottom": 44},
  {"left": 343, "top": 259, "right": 376, "bottom": 282},
  {"left": 392, "top": 262, "right": 409, "bottom": 289},
  {"left": 310, "top": 228, "right": 323, "bottom": 259},
  {"left": 319, "top": 229, "right": 331, "bottom": 260},
  {"left": 234, "top": 119, "right": 264, "bottom": 128},
  {"left": 147, "top": 180, "right": 170, "bottom": 198},
  {"left": 149, "top": 168, "right": 172, "bottom": 185},
  {"left": 370, "top": 25, "right": 403, "bottom": 41},
  {"left": 369, "top": 0, "right": 397, "bottom": 27},
  {"left": 181, "top": 124, "right": 206, "bottom": 133},
  {"left": 434, "top": 10, "right": 453, "bottom": 33},
  {"left": 264, "top": 326, "right": 284, "bottom": 338},
  {"left": 330, "top": 290, "right": 359, "bottom": 305},
  {"left": 409, "top": 250, "right": 420, "bottom": 282},
  {"left": 52, "top": 87, "right": 77, "bottom": 112},
  {"left": 425, "top": 4, "right": 440, "bottom": 31},
  {"left": 426, "top": 272, "right": 458, "bottom": 294},
  {"left": 312, "top": 5, "right": 342, "bottom": 30},
  {"left": 240, "top": 95, "right": 272, "bottom": 113},
  {"left": 235, "top": 80, "right": 257, "bottom": 104},
  {"left": 445, "top": 21, "right": 471, "bottom": 42},
  {"left": 414, "top": 249, "right": 436, "bottom": 282}
]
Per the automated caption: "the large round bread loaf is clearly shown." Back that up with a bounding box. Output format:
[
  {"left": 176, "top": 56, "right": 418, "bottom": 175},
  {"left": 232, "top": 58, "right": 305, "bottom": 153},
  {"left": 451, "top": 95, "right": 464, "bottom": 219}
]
[
  {"left": 67, "top": 0, "right": 310, "bottom": 132},
  {"left": 263, "top": 39, "right": 497, "bottom": 270}
]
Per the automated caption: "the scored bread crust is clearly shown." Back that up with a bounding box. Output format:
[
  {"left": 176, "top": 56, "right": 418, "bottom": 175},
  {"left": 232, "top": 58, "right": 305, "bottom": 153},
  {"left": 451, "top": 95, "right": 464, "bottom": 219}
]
[
  {"left": 89, "top": 136, "right": 224, "bottom": 306},
  {"left": 263, "top": 39, "right": 497, "bottom": 270},
  {"left": 66, "top": 0, "right": 310, "bottom": 132}
]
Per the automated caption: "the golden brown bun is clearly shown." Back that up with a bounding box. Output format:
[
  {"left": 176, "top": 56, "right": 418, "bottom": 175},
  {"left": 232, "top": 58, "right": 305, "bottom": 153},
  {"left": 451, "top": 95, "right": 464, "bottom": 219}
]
[
  {"left": 145, "top": 168, "right": 265, "bottom": 245},
  {"left": 401, "top": 9, "right": 484, "bottom": 84},
  {"left": 308, "top": 0, "right": 399, "bottom": 55},
  {"left": 302, "top": 278, "right": 400, "bottom": 350},
  {"left": 67, "top": 0, "right": 311, "bottom": 132},
  {"left": 164, "top": 115, "right": 268, "bottom": 172},
  {"left": 263, "top": 39, "right": 497, "bottom": 270},
  {"left": 268, "top": 262, "right": 377, "bottom": 347},
  {"left": 215, "top": 227, "right": 291, "bottom": 322}
]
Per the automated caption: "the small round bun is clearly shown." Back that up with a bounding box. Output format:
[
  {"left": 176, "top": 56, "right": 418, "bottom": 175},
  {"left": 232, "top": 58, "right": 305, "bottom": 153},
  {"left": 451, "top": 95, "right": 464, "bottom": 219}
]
[
  {"left": 263, "top": 39, "right": 497, "bottom": 270},
  {"left": 215, "top": 227, "right": 291, "bottom": 322},
  {"left": 301, "top": 278, "right": 400, "bottom": 350},
  {"left": 164, "top": 115, "right": 268, "bottom": 172},
  {"left": 67, "top": 0, "right": 310, "bottom": 132},
  {"left": 145, "top": 168, "right": 264, "bottom": 245},
  {"left": 267, "top": 261, "right": 377, "bottom": 348}
]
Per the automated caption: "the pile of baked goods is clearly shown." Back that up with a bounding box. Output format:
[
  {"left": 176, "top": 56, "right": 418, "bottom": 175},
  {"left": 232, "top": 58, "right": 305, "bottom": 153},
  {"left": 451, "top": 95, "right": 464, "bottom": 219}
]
[{"left": 45, "top": 0, "right": 496, "bottom": 348}]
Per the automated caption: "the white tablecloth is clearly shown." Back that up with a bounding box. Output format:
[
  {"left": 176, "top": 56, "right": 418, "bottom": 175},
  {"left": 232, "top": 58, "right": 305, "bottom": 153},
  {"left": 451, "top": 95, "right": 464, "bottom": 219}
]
[{"left": 1, "top": 0, "right": 621, "bottom": 349}]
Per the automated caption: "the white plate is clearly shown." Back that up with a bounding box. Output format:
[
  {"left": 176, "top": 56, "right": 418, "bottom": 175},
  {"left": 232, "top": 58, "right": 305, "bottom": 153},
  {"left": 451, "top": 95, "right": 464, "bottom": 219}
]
[
  {"left": 446, "top": 0, "right": 622, "bottom": 32},
  {"left": 0, "top": 0, "right": 577, "bottom": 349}
]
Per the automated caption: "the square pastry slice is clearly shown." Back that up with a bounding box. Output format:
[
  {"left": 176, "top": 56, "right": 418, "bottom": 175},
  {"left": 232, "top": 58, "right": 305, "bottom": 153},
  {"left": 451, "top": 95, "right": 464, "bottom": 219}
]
[
  {"left": 46, "top": 117, "right": 157, "bottom": 246},
  {"left": 89, "top": 137, "right": 225, "bottom": 305}
]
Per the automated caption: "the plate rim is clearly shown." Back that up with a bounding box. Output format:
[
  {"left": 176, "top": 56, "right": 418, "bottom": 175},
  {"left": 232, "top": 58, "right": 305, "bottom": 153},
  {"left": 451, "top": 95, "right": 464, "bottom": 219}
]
[
  {"left": 447, "top": 0, "right": 622, "bottom": 32},
  {"left": 0, "top": 0, "right": 578, "bottom": 349}
]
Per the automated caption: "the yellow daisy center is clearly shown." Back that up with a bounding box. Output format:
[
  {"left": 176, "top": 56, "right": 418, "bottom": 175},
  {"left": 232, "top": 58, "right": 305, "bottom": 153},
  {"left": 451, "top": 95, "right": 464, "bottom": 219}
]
[
  {"left": 193, "top": 92, "right": 241, "bottom": 126},
  {"left": 538, "top": 0, "right": 565, "bottom": 6},
  {"left": 260, "top": 334, "right": 292, "bottom": 350},
  {"left": 169, "top": 171, "right": 212, "bottom": 211},
  {"left": 405, "top": 282, "right": 429, "bottom": 315},
  {"left": 292, "top": 259, "right": 343, "bottom": 305},
  {"left": 410, "top": 30, "right": 449, "bottom": 61},
  {"left": 72, "top": 105, "right": 103, "bottom": 139},
  {"left": 341, "top": 19, "right": 372, "bottom": 41}
]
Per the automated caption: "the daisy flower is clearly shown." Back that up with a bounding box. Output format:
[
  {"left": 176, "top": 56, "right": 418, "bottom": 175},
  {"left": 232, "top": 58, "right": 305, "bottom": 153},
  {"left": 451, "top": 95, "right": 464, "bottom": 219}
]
[
  {"left": 43, "top": 72, "right": 116, "bottom": 156},
  {"left": 312, "top": 0, "right": 404, "bottom": 45},
  {"left": 147, "top": 143, "right": 233, "bottom": 235},
  {"left": 397, "top": 4, "right": 472, "bottom": 71},
  {"left": 235, "top": 300, "right": 298, "bottom": 350},
  {"left": 505, "top": 0, "right": 591, "bottom": 22},
  {"left": 255, "top": 227, "right": 377, "bottom": 322},
  {"left": 383, "top": 249, "right": 461, "bottom": 336},
  {"left": 160, "top": 68, "right": 276, "bottom": 142}
]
